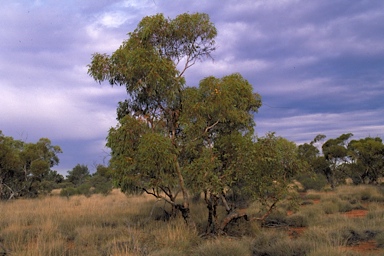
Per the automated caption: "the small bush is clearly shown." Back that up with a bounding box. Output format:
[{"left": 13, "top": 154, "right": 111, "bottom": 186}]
[
  {"left": 251, "top": 231, "right": 311, "bottom": 256},
  {"left": 328, "top": 225, "right": 376, "bottom": 247},
  {"left": 366, "top": 209, "right": 384, "bottom": 220},
  {"left": 303, "top": 193, "right": 322, "bottom": 201},
  {"left": 224, "top": 216, "right": 261, "bottom": 237},
  {"left": 287, "top": 213, "right": 308, "bottom": 227},
  {"left": 299, "top": 206, "right": 322, "bottom": 224},
  {"left": 357, "top": 186, "right": 384, "bottom": 202},
  {"left": 321, "top": 201, "right": 339, "bottom": 214},
  {"left": 336, "top": 200, "right": 354, "bottom": 213},
  {"left": 375, "top": 232, "right": 384, "bottom": 248},
  {"left": 60, "top": 186, "right": 77, "bottom": 197},
  {"left": 360, "top": 188, "right": 373, "bottom": 201},
  {"left": 296, "top": 173, "right": 328, "bottom": 191},
  {"left": 262, "top": 211, "right": 287, "bottom": 227}
]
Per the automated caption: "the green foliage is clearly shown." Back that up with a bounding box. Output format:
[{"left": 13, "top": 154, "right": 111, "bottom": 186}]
[
  {"left": 241, "top": 133, "right": 306, "bottom": 211},
  {"left": 0, "top": 131, "right": 62, "bottom": 200},
  {"left": 347, "top": 137, "right": 384, "bottom": 184},
  {"left": 88, "top": 12, "right": 308, "bottom": 234},
  {"left": 296, "top": 173, "right": 328, "bottom": 191},
  {"left": 60, "top": 186, "right": 78, "bottom": 197},
  {"left": 60, "top": 164, "right": 113, "bottom": 197},
  {"left": 66, "top": 164, "right": 90, "bottom": 187},
  {"left": 300, "top": 133, "right": 384, "bottom": 188},
  {"left": 89, "top": 13, "right": 218, "bottom": 217},
  {"left": 322, "top": 133, "right": 354, "bottom": 187},
  {"left": 89, "top": 165, "right": 113, "bottom": 195}
]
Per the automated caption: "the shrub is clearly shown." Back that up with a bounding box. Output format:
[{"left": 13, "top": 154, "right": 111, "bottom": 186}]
[
  {"left": 251, "top": 231, "right": 311, "bottom": 256},
  {"left": 296, "top": 173, "right": 328, "bottom": 191},
  {"left": 303, "top": 193, "right": 322, "bottom": 201},
  {"left": 336, "top": 200, "right": 354, "bottom": 213},
  {"left": 360, "top": 188, "right": 373, "bottom": 201},
  {"left": 60, "top": 186, "right": 77, "bottom": 197},
  {"left": 327, "top": 225, "right": 376, "bottom": 247},
  {"left": 375, "top": 232, "right": 384, "bottom": 248},
  {"left": 366, "top": 209, "right": 384, "bottom": 220},
  {"left": 287, "top": 213, "right": 308, "bottom": 227},
  {"left": 262, "top": 210, "right": 287, "bottom": 227},
  {"left": 321, "top": 201, "right": 339, "bottom": 214},
  {"left": 223, "top": 216, "right": 261, "bottom": 237},
  {"left": 357, "top": 186, "right": 384, "bottom": 202}
]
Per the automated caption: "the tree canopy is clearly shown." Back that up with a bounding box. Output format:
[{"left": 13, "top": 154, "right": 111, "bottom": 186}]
[
  {"left": 0, "top": 131, "right": 62, "bottom": 200},
  {"left": 88, "top": 12, "right": 310, "bottom": 234}
]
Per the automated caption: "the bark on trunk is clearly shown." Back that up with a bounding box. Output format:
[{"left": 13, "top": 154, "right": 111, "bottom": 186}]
[
  {"left": 174, "top": 157, "right": 193, "bottom": 225},
  {"left": 205, "top": 192, "right": 219, "bottom": 234}
]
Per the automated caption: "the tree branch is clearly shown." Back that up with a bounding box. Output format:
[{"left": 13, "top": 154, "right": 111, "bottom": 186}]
[
  {"left": 143, "top": 188, "right": 176, "bottom": 206},
  {"left": 204, "top": 120, "right": 220, "bottom": 134}
]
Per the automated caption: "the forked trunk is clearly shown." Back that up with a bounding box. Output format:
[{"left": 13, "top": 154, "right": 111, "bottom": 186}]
[
  {"left": 174, "top": 157, "right": 195, "bottom": 227},
  {"left": 204, "top": 191, "right": 219, "bottom": 234}
]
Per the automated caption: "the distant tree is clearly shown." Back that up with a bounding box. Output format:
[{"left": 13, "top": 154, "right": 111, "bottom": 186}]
[
  {"left": 67, "top": 164, "right": 90, "bottom": 187},
  {"left": 347, "top": 137, "right": 384, "bottom": 184},
  {"left": 322, "top": 133, "right": 353, "bottom": 188},
  {"left": 39, "top": 170, "right": 65, "bottom": 194},
  {"left": 297, "top": 134, "right": 330, "bottom": 190},
  {"left": 60, "top": 165, "right": 113, "bottom": 197},
  {"left": 0, "top": 131, "right": 62, "bottom": 200},
  {"left": 89, "top": 165, "right": 113, "bottom": 195},
  {"left": 45, "top": 170, "right": 65, "bottom": 184}
]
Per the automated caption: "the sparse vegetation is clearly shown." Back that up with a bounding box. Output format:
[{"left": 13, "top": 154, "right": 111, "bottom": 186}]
[{"left": 1, "top": 185, "right": 384, "bottom": 255}]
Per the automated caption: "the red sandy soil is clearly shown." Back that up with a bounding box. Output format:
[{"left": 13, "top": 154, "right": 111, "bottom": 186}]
[
  {"left": 312, "top": 199, "right": 320, "bottom": 204},
  {"left": 342, "top": 209, "right": 369, "bottom": 218},
  {"left": 288, "top": 227, "right": 306, "bottom": 239},
  {"left": 340, "top": 240, "right": 382, "bottom": 254},
  {"left": 287, "top": 193, "right": 384, "bottom": 253}
]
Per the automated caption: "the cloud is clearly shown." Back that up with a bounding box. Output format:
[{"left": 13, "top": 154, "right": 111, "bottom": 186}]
[
  {"left": 0, "top": 81, "right": 123, "bottom": 140},
  {"left": 256, "top": 109, "right": 384, "bottom": 144},
  {"left": 1, "top": 0, "right": 384, "bottom": 174}
]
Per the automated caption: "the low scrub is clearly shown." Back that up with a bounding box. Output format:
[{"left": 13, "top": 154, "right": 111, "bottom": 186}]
[
  {"left": 1, "top": 186, "right": 384, "bottom": 255},
  {"left": 251, "top": 231, "right": 311, "bottom": 256},
  {"left": 296, "top": 173, "right": 328, "bottom": 191}
]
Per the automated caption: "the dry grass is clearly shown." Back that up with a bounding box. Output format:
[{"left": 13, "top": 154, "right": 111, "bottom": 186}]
[
  {"left": 0, "top": 190, "right": 168, "bottom": 255},
  {"left": 1, "top": 185, "right": 384, "bottom": 255}
]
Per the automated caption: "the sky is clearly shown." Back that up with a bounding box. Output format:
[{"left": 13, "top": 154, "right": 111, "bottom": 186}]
[{"left": 1, "top": 0, "right": 383, "bottom": 175}]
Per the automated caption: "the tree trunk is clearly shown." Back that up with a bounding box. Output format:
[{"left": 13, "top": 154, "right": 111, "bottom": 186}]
[
  {"left": 174, "top": 157, "right": 194, "bottom": 227},
  {"left": 205, "top": 191, "right": 219, "bottom": 234},
  {"left": 220, "top": 209, "right": 248, "bottom": 232}
]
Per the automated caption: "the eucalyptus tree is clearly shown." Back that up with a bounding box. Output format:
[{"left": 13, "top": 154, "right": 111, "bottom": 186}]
[
  {"left": 348, "top": 137, "right": 384, "bottom": 184},
  {"left": 88, "top": 13, "right": 217, "bottom": 223},
  {"left": 181, "top": 74, "right": 261, "bottom": 232},
  {"left": 322, "top": 133, "right": 353, "bottom": 187},
  {"left": 217, "top": 133, "right": 306, "bottom": 231},
  {"left": 67, "top": 164, "right": 90, "bottom": 187},
  {"left": 0, "top": 131, "right": 62, "bottom": 200},
  {"left": 297, "top": 134, "right": 330, "bottom": 188},
  {"left": 88, "top": 12, "right": 309, "bottom": 234}
]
